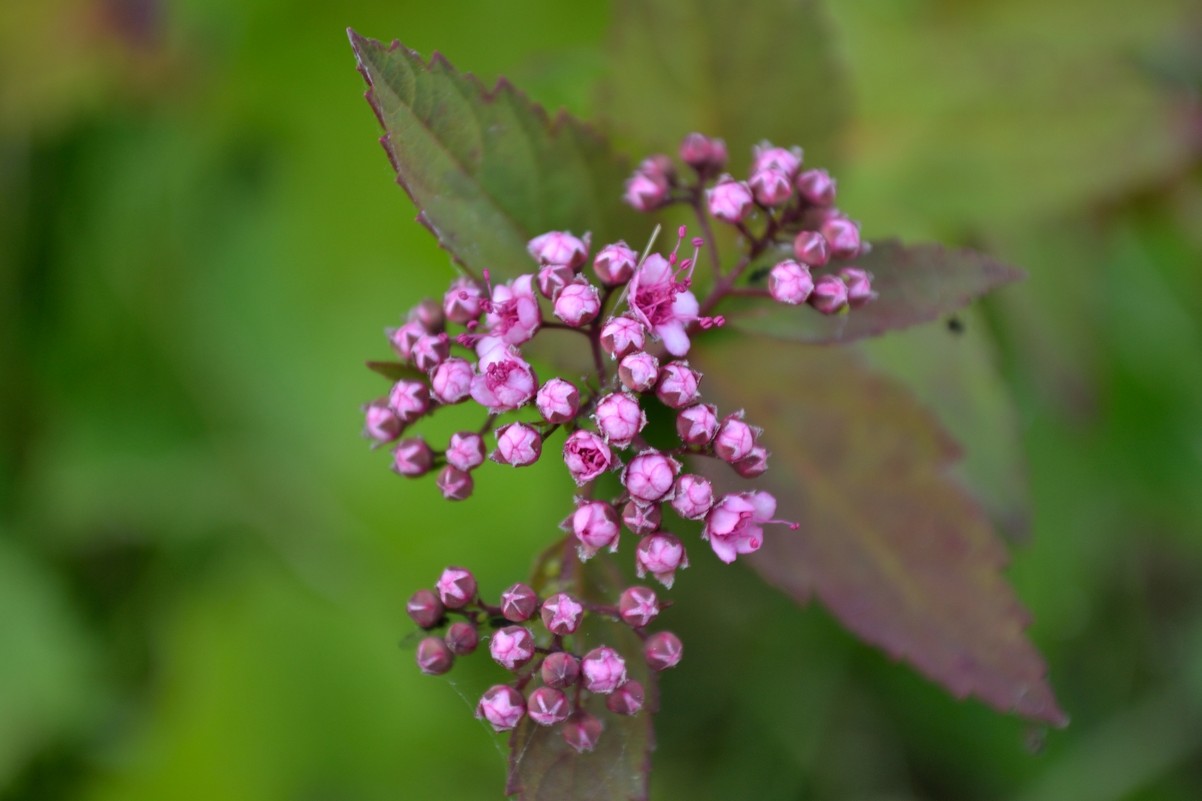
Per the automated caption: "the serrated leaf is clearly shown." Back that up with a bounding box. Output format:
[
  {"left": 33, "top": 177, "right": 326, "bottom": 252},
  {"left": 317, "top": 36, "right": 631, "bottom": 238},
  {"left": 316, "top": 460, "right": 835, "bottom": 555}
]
[
  {"left": 508, "top": 542, "right": 655, "bottom": 801},
  {"left": 602, "top": 0, "right": 849, "bottom": 167},
  {"left": 348, "top": 30, "right": 644, "bottom": 280},
  {"left": 690, "top": 335, "right": 1066, "bottom": 726},
  {"left": 726, "top": 241, "right": 1024, "bottom": 344}
]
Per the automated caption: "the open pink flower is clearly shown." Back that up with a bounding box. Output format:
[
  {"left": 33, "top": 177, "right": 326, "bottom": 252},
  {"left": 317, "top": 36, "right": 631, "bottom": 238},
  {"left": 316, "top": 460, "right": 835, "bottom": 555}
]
[
  {"left": 703, "top": 491, "right": 777, "bottom": 564},
  {"left": 476, "top": 274, "right": 541, "bottom": 358},
  {"left": 470, "top": 346, "right": 538, "bottom": 412},
  {"left": 626, "top": 254, "right": 699, "bottom": 357}
]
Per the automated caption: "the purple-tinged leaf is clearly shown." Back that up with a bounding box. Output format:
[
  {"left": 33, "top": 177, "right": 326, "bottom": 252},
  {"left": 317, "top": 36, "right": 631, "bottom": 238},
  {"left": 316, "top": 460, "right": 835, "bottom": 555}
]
[
  {"left": 348, "top": 30, "right": 643, "bottom": 281},
  {"left": 691, "top": 335, "right": 1066, "bottom": 726},
  {"left": 726, "top": 241, "right": 1024, "bottom": 344},
  {"left": 365, "top": 360, "right": 425, "bottom": 383},
  {"left": 509, "top": 541, "right": 655, "bottom": 801},
  {"left": 603, "top": 0, "right": 849, "bottom": 167}
]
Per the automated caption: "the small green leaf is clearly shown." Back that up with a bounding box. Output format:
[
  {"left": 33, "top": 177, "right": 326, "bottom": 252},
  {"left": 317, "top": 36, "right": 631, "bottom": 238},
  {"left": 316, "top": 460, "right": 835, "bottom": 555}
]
[
  {"left": 726, "top": 241, "right": 1024, "bottom": 344},
  {"left": 349, "top": 30, "right": 644, "bottom": 281},
  {"left": 602, "top": 0, "right": 849, "bottom": 167},
  {"left": 365, "top": 360, "right": 425, "bottom": 383},
  {"left": 691, "top": 334, "right": 1066, "bottom": 726},
  {"left": 508, "top": 542, "right": 655, "bottom": 801}
]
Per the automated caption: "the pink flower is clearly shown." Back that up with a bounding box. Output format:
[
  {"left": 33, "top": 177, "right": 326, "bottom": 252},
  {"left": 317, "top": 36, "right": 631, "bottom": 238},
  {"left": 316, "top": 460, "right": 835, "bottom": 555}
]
[
  {"left": 387, "top": 379, "right": 430, "bottom": 424},
  {"left": 562, "top": 712, "right": 604, "bottom": 753},
  {"left": 792, "top": 230, "right": 830, "bottom": 267},
  {"left": 387, "top": 320, "right": 425, "bottom": 362},
  {"left": 476, "top": 274, "right": 541, "bottom": 357},
  {"left": 540, "top": 592, "right": 585, "bottom": 635},
  {"left": 703, "top": 491, "right": 776, "bottom": 564},
  {"left": 768, "top": 260, "right": 814, "bottom": 305},
  {"left": 796, "top": 168, "right": 836, "bottom": 206},
  {"left": 809, "top": 274, "right": 849, "bottom": 315},
  {"left": 527, "top": 687, "right": 570, "bottom": 726},
  {"left": 635, "top": 532, "right": 688, "bottom": 588},
  {"left": 624, "top": 169, "right": 669, "bottom": 212},
  {"left": 581, "top": 646, "right": 628, "bottom": 694},
  {"left": 442, "top": 277, "right": 485, "bottom": 324},
  {"left": 492, "top": 422, "right": 542, "bottom": 467},
  {"left": 623, "top": 450, "right": 680, "bottom": 505},
  {"left": 566, "top": 500, "right": 621, "bottom": 560},
  {"left": 363, "top": 400, "right": 402, "bottom": 444},
  {"left": 553, "top": 279, "right": 602, "bottom": 327},
  {"left": 436, "top": 566, "right": 477, "bottom": 609},
  {"left": 705, "top": 176, "right": 754, "bottom": 223},
  {"left": 714, "top": 413, "right": 758, "bottom": 463},
  {"left": 644, "top": 631, "right": 683, "bottom": 671},
  {"left": 489, "top": 625, "right": 535, "bottom": 670},
  {"left": 528, "top": 231, "right": 588, "bottom": 269},
  {"left": 656, "top": 361, "right": 702, "bottom": 409},
  {"left": 626, "top": 254, "right": 699, "bottom": 357},
  {"left": 840, "top": 267, "right": 875, "bottom": 308},
  {"left": 592, "top": 242, "right": 638, "bottom": 286},
  {"left": 676, "top": 403, "right": 719, "bottom": 447},
  {"left": 820, "top": 216, "right": 862, "bottom": 260},
  {"left": 535, "top": 378, "right": 579, "bottom": 424},
  {"left": 593, "top": 392, "right": 646, "bottom": 448},
  {"left": 436, "top": 465, "right": 473, "bottom": 501},
  {"left": 619, "top": 350, "right": 660, "bottom": 392},
  {"left": 476, "top": 685, "right": 526, "bottom": 731},
  {"left": 391, "top": 438, "right": 433, "bottom": 477},
  {"left": 445, "top": 431, "right": 486, "bottom": 472},
  {"left": 679, "top": 132, "right": 727, "bottom": 173},
  {"left": 470, "top": 346, "right": 538, "bottom": 412},
  {"left": 618, "top": 586, "right": 660, "bottom": 628},
  {"left": 749, "top": 166, "right": 793, "bottom": 206},
  {"left": 622, "top": 499, "right": 661, "bottom": 535},
  {"left": 752, "top": 142, "right": 803, "bottom": 178},
  {"left": 562, "top": 430, "right": 614, "bottom": 486},
  {"left": 671, "top": 474, "right": 714, "bottom": 520},
  {"left": 430, "top": 357, "right": 474, "bottom": 404},
  {"left": 600, "top": 315, "right": 646, "bottom": 359}
]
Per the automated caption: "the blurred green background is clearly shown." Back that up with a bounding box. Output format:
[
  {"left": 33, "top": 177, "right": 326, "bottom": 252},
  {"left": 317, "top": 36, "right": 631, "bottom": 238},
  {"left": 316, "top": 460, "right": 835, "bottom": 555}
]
[{"left": 2, "top": 0, "right": 1200, "bottom": 799}]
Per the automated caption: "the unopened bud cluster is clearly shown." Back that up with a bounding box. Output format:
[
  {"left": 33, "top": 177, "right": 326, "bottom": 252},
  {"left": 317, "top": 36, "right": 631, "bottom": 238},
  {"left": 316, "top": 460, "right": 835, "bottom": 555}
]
[
  {"left": 408, "top": 566, "right": 681, "bottom": 752},
  {"left": 366, "top": 132, "right": 872, "bottom": 749}
]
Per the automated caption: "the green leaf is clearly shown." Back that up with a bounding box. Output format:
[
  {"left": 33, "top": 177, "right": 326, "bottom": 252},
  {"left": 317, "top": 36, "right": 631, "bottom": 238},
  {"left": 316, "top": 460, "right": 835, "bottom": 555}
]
[
  {"left": 690, "top": 334, "right": 1066, "bottom": 726},
  {"left": 602, "top": 0, "right": 850, "bottom": 167},
  {"left": 365, "top": 360, "right": 426, "bottom": 383},
  {"left": 726, "top": 241, "right": 1024, "bottom": 344},
  {"left": 348, "top": 30, "right": 644, "bottom": 281},
  {"left": 508, "top": 541, "right": 655, "bottom": 801}
]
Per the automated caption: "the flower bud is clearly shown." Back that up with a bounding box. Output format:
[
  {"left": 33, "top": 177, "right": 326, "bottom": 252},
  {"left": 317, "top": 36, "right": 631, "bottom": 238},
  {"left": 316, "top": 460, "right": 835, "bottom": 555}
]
[
  {"left": 635, "top": 532, "right": 688, "bottom": 589},
  {"left": 493, "top": 422, "right": 542, "bottom": 467},
  {"left": 562, "top": 712, "right": 604, "bottom": 753},
  {"left": 387, "top": 320, "right": 425, "bottom": 362},
  {"left": 714, "top": 413, "right": 757, "bottom": 463},
  {"left": 562, "top": 430, "right": 614, "bottom": 486},
  {"left": 582, "top": 646, "right": 628, "bottom": 694},
  {"left": 671, "top": 474, "right": 714, "bottom": 520},
  {"left": 705, "top": 176, "right": 754, "bottom": 223},
  {"left": 406, "top": 588, "right": 445, "bottom": 629},
  {"left": 535, "top": 378, "right": 580, "bottom": 424},
  {"left": 416, "top": 636, "right": 454, "bottom": 675},
  {"left": 430, "top": 357, "right": 474, "bottom": 404},
  {"left": 733, "top": 445, "right": 770, "bottom": 478},
  {"left": 443, "top": 277, "right": 485, "bottom": 324},
  {"left": 436, "top": 566, "right": 477, "bottom": 609},
  {"left": 624, "top": 169, "right": 670, "bottom": 212},
  {"left": 752, "top": 142, "right": 803, "bottom": 178},
  {"left": 601, "top": 316, "right": 646, "bottom": 360},
  {"left": 446, "top": 431, "right": 486, "bottom": 472},
  {"left": 676, "top": 403, "right": 719, "bottom": 447},
  {"left": 476, "top": 685, "right": 526, "bottom": 732},
  {"left": 541, "top": 652, "right": 581, "bottom": 688},
  {"left": 567, "top": 500, "right": 622, "bottom": 560},
  {"left": 821, "top": 216, "right": 861, "bottom": 260},
  {"left": 679, "top": 132, "right": 728, "bottom": 174},
  {"left": 541, "top": 592, "right": 585, "bottom": 636},
  {"left": 606, "top": 680, "right": 645, "bottom": 716},
  {"left": 388, "top": 379, "right": 430, "bottom": 424},
  {"left": 553, "top": 279, "right": 602, "bottom": 327},
  {"left": 749, "top": 167, "right": 793, "bottom": 206},
  {"left": 594, "top": 392, "right": 647, "bottom": 448},
  {"left": 622, "top": 499, "right": 661, "bottom": 535},
  {"left": 796, "top": 168, "right": 836, "bottom": 206},
  {"left": 792, "top": 229, "right": 830, "bottom": 268},
  {"left": 411, "top": 332, "right": 450, "bottom": 372},
  {"left": 410, "top": 299, "right": 445, "bottom": 332},
  {"left": 363, "top": 400, "right": 403, "bottom": 444},
  {"left": 840, "top": 266, "right": 875, "bottom": 308},
  {"left": 527, "top": 686, "right": 571, "bottom": 726},
  {"left": 656, "top": 361, "right": 702, "bottom": 409},
  {"left": 638, "top": 154, "right": 676, "bottom": 185},
  {"left": 809, "top": 274, "right": 849, "bottom": 315},
  {"left": 768, "top": 260, "right": 814, "bottom": 305},
  {"left": 445, "top": 621, "right": 478, "bottom": 655},
  {"left": 623, "top": 450, "right": 680, "bottom": 505},
  {"left": 528, "top": 231, "right": 588, "bottom": 269},
  {"left": 500, "top": 583, "right": 539, "bottom": 623},
  {"left": 489, "top": 625, "right": 536, "bottom": 670},
  {"left": 592, "top": 241, "right": 638, "bottom": 286},
  {"left": 436, "top": 465, "right": 473, "bottom": 501},
  {"left": 391, "top": 438, "right": 433, "bottom": 477},
  {"left": 618, "top": 586, "right": 660, "bottom": 628},
  {"left": 644, "top": 631, "right": 683, "bottom": 671},
  {"left": 619, "top": 351, "right": 660, "bottom": 393},
  {"left": 537, "top": 263, "right": 574, "bottom": 300}
]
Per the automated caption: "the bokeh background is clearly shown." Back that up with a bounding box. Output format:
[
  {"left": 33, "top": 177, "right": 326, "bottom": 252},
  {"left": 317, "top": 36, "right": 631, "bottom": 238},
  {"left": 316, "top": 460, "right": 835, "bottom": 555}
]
[{"left": 2, "top": 0, "right": 1201, "bottom": 799}]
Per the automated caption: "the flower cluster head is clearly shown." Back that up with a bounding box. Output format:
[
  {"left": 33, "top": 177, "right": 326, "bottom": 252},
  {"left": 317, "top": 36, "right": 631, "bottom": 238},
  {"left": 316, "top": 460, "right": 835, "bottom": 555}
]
[
  {"left": 367, "top": 131, "right": 867, "bottom": 751},
  {"left": 406, "top": 566, "right": 674, "bottom": 751}
]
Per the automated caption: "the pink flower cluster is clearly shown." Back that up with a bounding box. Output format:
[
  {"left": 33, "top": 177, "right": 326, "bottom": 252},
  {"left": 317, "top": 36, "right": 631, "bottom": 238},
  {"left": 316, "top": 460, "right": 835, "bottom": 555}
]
[
  {"left": 368, "top": 131, "right": 875, "bottom": 752},
  {"left": 408, "top": 566, "right": 681, "bottom": 752}
]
